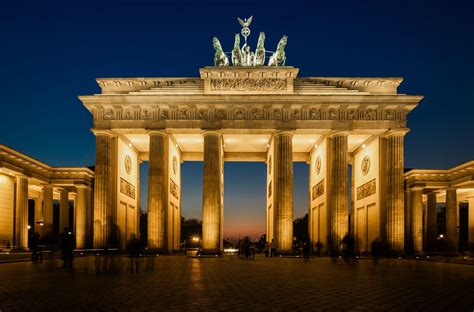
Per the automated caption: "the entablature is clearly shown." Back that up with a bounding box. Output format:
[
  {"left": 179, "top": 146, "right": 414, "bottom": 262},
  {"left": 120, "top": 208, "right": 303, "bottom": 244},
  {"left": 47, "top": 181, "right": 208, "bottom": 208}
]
[{"left": 0, "top": 145, "right": 94, "bottom": 187}]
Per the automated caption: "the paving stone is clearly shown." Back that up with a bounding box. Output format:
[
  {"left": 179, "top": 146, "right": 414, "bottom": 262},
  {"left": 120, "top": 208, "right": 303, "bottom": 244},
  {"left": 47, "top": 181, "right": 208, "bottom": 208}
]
[{"left": 0, "top": 256, "right": 473, "bottom": 311}]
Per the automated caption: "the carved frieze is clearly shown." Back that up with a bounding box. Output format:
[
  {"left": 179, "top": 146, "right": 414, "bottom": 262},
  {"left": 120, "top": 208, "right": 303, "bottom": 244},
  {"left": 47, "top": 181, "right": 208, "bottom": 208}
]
[
  {"left": 309, "top": 108, "right": 321, "bottom": 120},
  {"left": 198, "top": 109, "right": 208, "bottom": 120},
  {"left": 170, "top": 179, "right": 179, "bottom": 200},
  {"left": 120, "top": 178, "right": 135, "bottom": 199},
  {"left": 95, "top": 105, "right": 404, "bottom": 122},
  {"left": 357, "top": 179, "right": 376, "bottom": 200},
  {"left": 312, "top": 179, "right": 324, "bottom": 200},
  {"left": 215, "top": 109, "right": 226, "bottom": 120},
  {"left": 210, "top": 78, "right": 287, "bottom": 92}
]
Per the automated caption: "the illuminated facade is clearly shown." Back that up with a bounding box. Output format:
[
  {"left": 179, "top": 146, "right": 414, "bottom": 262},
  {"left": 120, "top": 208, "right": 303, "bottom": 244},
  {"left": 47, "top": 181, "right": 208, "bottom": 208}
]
[
  {"left": 79, "top": 66, "right": 422, "bottom": 254},
  {"left": 0, "top": 145, "right": 93, "bottom": 250}
]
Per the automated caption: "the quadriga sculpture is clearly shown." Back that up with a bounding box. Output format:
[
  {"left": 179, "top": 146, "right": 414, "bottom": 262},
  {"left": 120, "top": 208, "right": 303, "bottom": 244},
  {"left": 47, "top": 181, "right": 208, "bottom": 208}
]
[
  {"left": 268, "top": 35, "right": 287, "bottom": 66},
  {"left": 253, "top": 32, "right": 266, "bottom": 66},
  {"left": 231, "top": 34, "right": 243, "bottom": 66},
  {"left": 213, "top": 37, "right": 229, "bottom": 67}
]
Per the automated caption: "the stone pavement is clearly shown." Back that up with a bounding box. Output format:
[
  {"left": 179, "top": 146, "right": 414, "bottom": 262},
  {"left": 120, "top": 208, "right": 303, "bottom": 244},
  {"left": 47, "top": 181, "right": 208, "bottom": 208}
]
[{"left": 0, "top": 255, "right": 473, "bottom": 311}]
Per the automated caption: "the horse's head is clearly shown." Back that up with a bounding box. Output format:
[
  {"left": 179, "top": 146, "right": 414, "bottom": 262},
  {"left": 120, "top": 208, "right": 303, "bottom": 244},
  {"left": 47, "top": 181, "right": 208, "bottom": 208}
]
[
  {"left": 213, "top": 37, "right": 222, "bottom": 51},
  {"left": 257, "top": 32, "right": 266, "bottom": 48},
  {"left": 279, "top": 35, "right": 288, "bottom": 49},
  {"left": 234, "top": 34, "right": 240, "bottom": 48}
]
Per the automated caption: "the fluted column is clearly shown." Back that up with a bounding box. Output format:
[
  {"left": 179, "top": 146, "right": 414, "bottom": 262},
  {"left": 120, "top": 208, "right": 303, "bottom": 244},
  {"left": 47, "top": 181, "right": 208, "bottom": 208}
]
[
  {"left": 42, "top": 184, "right": 54, "bottom": 234},
  {"left": 327, "top": 134, "right": 348, "bottom": 254},
  {"left": 34, "top": 198, "right": 43, "bottom": 234},
  {"left": 469, "top": 197, "right": 474, "bottom": 250},
  {"left": 445, "top": 188, "right": 458, "bottom": 254},
  {"left": 93, "top": 131, "right": 113, "bottom": 248},
  {"left": 385, "top": 131, "right": 405, "bottom": 253},
  {"left": 426, "top": 192, "right": 438, "bottom": 252},
  {"left": 273, "top": 132, "right": 293, "bottom": 253},
  {"left": 148, "top": 131, "right": 168, "bottom": 250},
  {"left": 75, "top": 186, "right": 87, "bottom": 249},
  {"left": 15, "top": 176, "right": 29, "bottom": 249},
  {"left": 202, "top": 131, "right": 223, "bottom": 253},
  {"left": 411, "top": 189, "right": 423, "bottom": 254},
  {"left": 404, "top": 190, "right": 413, "bottom": 253},
  {"left": 59, "top": 189, "right": 69, "bottom": 233},
  {"left": 85, "top": 187, "right": 93, "bottom": 247}
]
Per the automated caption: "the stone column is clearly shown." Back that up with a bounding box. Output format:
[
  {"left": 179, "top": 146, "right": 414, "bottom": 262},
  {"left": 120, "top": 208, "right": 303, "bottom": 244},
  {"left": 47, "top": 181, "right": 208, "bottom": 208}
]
[
  {"left": 59, "top": 189, "right": 69, "bottom": 233},
  {"left": 411, "top": 189, "right": 423, "bottom": 254},
  {"left": 469, "top": 197, "right": 474, "bottom": 251},
  {"left": 273, "top": 132, "right": 293, "bottom": 253},
  {"left": 15, "top": 176, "right": 29, "bottom": 249},
  {"left": 202, "top": 131, "right": 224, "bottom": 253},
  {"left": 404, "top": 190, "right": 413, "bottom": 253},
  {"left": 327, "top": 133, "right": 348, "bottom": 254},
  {"left": 385, "top": 131, "right": 406, "bottom": 254},
  {"left": 148, "top": 131, "right": 168, "bottom": 250},
  {"left": 85, "top": 187, "right": 93, "bottom": 248},
  {"left": 42, "top": 184, "right": 54, "bottom": 234},
  {"left": 445, "top": 188, "right": 458, "bottom": 254},
  {"left": 426, "top": 192, "right": 438, "bottom": 252},
  {"left": 75, "top": 186, "right": 87, "bottom": 249},
  {"left": 93, "top": 131, "right": 114, "bottom": 248},
  {"left": 34, "top": 197, "right": 43, "bottom": 234}
]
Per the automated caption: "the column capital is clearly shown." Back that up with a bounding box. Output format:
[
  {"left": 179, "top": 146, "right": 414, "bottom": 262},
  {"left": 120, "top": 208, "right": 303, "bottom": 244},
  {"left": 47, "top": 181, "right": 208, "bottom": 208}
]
[
  {"left": 148, "top": 130, "right": 167, "bottom": 137},
  {"left": 202, "top": 130, "right": 222, "bottom": 137},
  {"left": 92, "top": 129, "right": 115, "bottom": 138},
  {"left": 275, "top": 130, "right": 294, "bottom": 137},
  {"left": 327, "top": 130, "right": 350, "bottom": 138},
  {"left": 384, "top": 128, "right": 410, "bottom": 138}
]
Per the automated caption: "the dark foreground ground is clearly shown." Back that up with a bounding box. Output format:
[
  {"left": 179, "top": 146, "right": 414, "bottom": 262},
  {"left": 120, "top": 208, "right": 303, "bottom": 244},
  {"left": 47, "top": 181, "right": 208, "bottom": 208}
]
[{"left": 0, "top": 255, "right": 473, "bottom": 311}]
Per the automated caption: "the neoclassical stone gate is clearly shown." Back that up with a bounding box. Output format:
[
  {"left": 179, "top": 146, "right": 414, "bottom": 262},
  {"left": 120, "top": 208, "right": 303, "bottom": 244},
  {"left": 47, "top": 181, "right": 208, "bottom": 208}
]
[{"left": 79, "top": 65, "right": 422, "bottom": 254}]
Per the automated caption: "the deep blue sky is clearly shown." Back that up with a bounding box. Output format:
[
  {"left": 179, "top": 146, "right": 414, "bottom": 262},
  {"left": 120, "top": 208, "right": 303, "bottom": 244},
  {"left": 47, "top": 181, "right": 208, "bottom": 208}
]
[{"left": 1, "top": 0, "right": 474, "bottom": 238}]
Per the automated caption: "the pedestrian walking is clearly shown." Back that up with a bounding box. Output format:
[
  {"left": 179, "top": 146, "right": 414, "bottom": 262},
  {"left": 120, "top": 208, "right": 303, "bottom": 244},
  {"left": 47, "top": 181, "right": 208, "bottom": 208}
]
[
  {"left": 126, "top": 234, "right": 142, "bottom": 273},
  {"left": 59, "top": 228, "right": 75, "bottom": 270},
  {"left": 270, "top": 238, "right": 277, "bottom": 257}
]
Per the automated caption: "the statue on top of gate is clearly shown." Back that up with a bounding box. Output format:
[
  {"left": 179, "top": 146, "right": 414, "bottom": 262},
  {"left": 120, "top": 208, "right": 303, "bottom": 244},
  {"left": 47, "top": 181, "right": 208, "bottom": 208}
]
[{"left": 212, "top": 16, "right": 288, "bottom": 67}]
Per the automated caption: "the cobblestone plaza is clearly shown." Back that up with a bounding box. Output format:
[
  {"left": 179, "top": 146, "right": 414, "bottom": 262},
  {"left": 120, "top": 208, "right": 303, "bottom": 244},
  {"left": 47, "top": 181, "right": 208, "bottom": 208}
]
[{"left": 0, "top": 256, "right": 473, "bottom": 311}]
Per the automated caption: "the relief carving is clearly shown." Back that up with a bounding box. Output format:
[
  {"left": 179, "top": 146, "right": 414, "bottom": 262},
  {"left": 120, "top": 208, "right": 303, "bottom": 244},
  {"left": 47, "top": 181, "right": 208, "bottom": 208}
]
[
  {"left": 309, "top": 108, "right": 321, "bottom": 120},
  {"left": 347, "top": 109, "right": 357, "bottom": 120},
  {"left": 124, "top": 111, "right": 132, "bottom": 120},
  {"left": 170, "top": 179, "right": 179, "bottom": 200},
  {"left": 234, "top": 109, "right": 245, "bottom": 120},
  {"left": 312, "top": 179, "right": 324, "bottom": 200},
  {"left": 292, "top": 109, "right": 301, "bottom": 120},
  {"left": 141, "top": 109, "right": 152, "bottom": 120},
  {"left": 104, "top": 110, "right": 113, "bottom": 120},
  {"left": 329, "top": 109, "right": 339, "bottom": 120},
  {"left": 252, "top": 108, "right": 262, "bottom": 119},
  {"left": 363, "top": 109, "right": 376, "bottom": 120},
  {"left": 273, "top": 109, "right": 282, "bottom": 120},
  {"left": 210, "top": 78, "right": 287, "bottom": 92},
  {"left": 159, "top": 110, "right": 168, "bottom": 120},
  {"left": 357, "top": 179, "right": 376, "bottom": 200},
  {"left": 198, "top": 109, "right": 208, "bottom": 120},
  {"left": 120, "top": 178, "right": 135, "bottom": 199},
  {"left": 215, "top": 109, "right": 226, "bottom": 120},
  {"left": 178, "top": 108, "right": 188, "bottom": 119}
]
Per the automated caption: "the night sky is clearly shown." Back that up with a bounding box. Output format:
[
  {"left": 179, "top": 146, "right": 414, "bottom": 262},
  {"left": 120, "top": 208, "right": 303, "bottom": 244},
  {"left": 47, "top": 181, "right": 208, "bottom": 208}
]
[{"left": 1, "top": 0, "right": 473, "bottom": 239}]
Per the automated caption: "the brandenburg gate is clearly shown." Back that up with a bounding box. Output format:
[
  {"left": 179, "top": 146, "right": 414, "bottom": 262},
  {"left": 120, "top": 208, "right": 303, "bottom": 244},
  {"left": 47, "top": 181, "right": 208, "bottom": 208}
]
[{"left": 79, "top": 18, "right": 422, "bottom": 254}]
